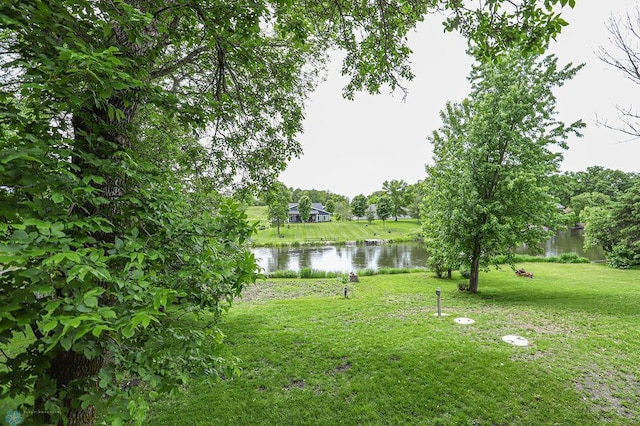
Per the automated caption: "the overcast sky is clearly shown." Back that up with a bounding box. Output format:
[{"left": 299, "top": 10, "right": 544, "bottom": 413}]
[{"left": 278, "top": 0, "right": 640, "bottom": 200}]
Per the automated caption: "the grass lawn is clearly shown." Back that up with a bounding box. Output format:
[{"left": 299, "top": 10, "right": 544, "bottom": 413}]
[
  {"left": 146, "top": 263, "right": 640, "bottom": 425},
  {"left": 245, "top": 206, "right": 422, "bottom": 246}
]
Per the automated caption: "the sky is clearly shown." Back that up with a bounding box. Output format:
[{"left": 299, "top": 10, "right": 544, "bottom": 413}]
[{"left": 278, "top": 0, "right": 640, "bottom": 200}]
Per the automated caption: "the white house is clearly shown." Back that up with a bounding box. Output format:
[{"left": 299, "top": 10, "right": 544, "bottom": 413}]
[{"left": 288, "top": 203, "right": 331, "bottom": 223}]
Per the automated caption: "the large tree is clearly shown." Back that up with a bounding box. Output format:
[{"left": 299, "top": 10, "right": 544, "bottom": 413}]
[
  {"left": 424, "top": 51, "right": 584, "bottom": 293},
  {"left": 0, "top": 0, "right": 576, "bottom": 423},
  {"left": 382, "top": 179, "right": 410, "bottom": 221}
]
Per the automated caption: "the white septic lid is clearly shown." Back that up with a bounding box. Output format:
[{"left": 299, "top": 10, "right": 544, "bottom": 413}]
[
  {"left": 502, "top": 335, "right": 529, "bottom": 346},
  {"left": 454, "top": 317, "right": 475, "bottom": 324}
]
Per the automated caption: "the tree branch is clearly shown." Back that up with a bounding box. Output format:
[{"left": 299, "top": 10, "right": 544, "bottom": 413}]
[{"left": 150, "top": 46, "right": 209, "bottom": 80}]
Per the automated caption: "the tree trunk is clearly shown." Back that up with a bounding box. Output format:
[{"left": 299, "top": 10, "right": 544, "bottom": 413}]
[
  {"left": 37, "top": 98, "right": 136, "bottom": 424},
  {"left": 35, "top": 351, "right": 104, "bottom": 425},
  {"left": 468, "top": 241, "right": 482, "bottom": 293}
]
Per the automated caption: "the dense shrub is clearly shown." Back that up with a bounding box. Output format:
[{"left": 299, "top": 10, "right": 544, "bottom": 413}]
[
  {"left": 267, "top": 270, "right": 299, "bottom": 279},
  {"left": 558, "top": 252, "right": 590, "bottom": 264},
  {"left": 491, "top": 253, "right": 590, "bottom": 264}
]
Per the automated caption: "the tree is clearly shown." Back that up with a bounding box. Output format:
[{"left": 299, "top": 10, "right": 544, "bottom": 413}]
[
  {"left": 376, "top": 196, "right": 393, "bottom": 229},
  {"left": 583, "top": 183, "right": 640, "bottom": 268},
  {"left": 334, "top": 200, "right": 350, "bottom": 222},
  {"left": 298, "top": 196, "right": 312, "bottom": 223},
  {"left": 549, "top": 171, "right": 578, "bottom": 208},
  {"left": 325, "top": 199, "right": 336, "bottom": 214},
  {"left": 350, "top": 194, "right": 368, "bottom": 219},
  {"left": 366, "top": 207, "right": 376, "bottom": 224},
  {"left": 582, "top": 206, "right": 616, "bottom": 254},
  {"left": 265, "top": 182, "right": 291, "bottom": 235},
  {"left": 406, "top": 182, "right": 425, "bottom": 222},
  {"left": 569, "top": 192, "right": 612, "bottom": 218},
  {"left": 382, "top": 179, "right": 410, "bottom": 221},
  {"left": 573, "top": 166, "right": 639, "bottom": 199},
  {"left": 0, "top": 0, "right": 577, "bottom": 423},
  {"left": 550, "top": 167, "right": 640, "bottom": 210},
  {"left": 424, "top": 51, "right": 584, "bottom": 293}
]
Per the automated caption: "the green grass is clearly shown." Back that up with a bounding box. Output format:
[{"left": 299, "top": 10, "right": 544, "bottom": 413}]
[
  {"left": 146, "top": 263, "right": 640, "bottom": 425},
  {"left": 245, "top": 205, "right": 269, "bottom": 225},
  {"left": 244, "top": 205, "right": 422, "bottom": 246}
]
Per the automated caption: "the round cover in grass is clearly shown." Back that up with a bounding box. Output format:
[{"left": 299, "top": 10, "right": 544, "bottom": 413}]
[
  {"left": 502, "top": 335, "right": 529, "bottom": 346},
  {"left": 454, "top": 317, "right": 475, "bottom": 324}
]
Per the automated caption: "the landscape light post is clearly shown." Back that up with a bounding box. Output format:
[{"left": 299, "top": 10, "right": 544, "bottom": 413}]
[{"left": 436, "top": 287, "right": 442, "bottom": 317}]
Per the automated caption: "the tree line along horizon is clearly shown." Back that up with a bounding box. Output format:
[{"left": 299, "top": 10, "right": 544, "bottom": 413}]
[
  {"left": 3, "top": 1, "right": 640, "bottom": 425},
  {"left": 261, "top": 165, "right": 639, "bottom": 228}
]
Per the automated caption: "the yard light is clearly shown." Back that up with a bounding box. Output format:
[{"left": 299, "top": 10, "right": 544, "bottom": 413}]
[{"left": 436, "top": 287, "right": 442, "bottom": 317}]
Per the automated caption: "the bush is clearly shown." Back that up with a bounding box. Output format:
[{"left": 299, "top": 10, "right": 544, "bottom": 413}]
[
  {"left": 378, "top": 267, "right": 410, "bottom": 275},
  {"left": 558, "top": 252, "right": 590, "bottom": 264},
  {"left": 299, "top": 267, "right": 328, "bottom": 279},
  {"left": 490, "top": 253, "right": 590, "bottom": 264},
  {"left": 267, "top": 270, "right": 299, "bottom": 279},
  {"left": 459, "top": 269, "right": 471, "bottom": 279}
]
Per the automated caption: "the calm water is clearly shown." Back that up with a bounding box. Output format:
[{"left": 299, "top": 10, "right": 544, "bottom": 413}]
[{"left": 252, "top": 229, "right": 605, "bottom": 273}]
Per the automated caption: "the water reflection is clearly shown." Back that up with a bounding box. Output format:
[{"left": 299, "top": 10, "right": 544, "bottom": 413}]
[
  {"left": 252, "top": 230, "right": 605, "bottom": 273},
  {"left": 252, "top": 242, "right": 429, "bottom": 274},
  {"left": 514, "top": 229, "right": 605, "bottom": 261}
]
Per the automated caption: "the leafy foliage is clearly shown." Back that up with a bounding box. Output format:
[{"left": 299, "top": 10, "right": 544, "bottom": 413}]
[
  {"left": 570, "top": 192, "right": 612, "bottom": 218},
  {"left": 583, "top": 183, "right": 640, "bottom": 268},
  {"left": 382, "top": 179, "right": 410, "bottom": 221},
  {"left": 350, "top": 194, "right": 368, "bottom": 219},
  {"left": 265, "top": 182, "right": 291, "bottom": 235},
  {"left": 423, "top": 51, "right": 584, "bottom": 293},
  {"left": 0, "top": 0, "right": 578, "bottom": 423},
  {"left": 298, "top": 196, "right": 312, "bottom": 223},
  {"left": 376, "top": 196, "right": 393, "bottom": 227}
]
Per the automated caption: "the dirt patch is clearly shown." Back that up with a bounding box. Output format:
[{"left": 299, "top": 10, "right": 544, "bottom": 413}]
[
  {"left": 510, "top": 350, "right": 551, "bottom": 362},
  {"left": 283, "top": 379, "right": 306, "bottom": 390},
  {"left": 327, "top": 362, "right": 352, "bottom": 375},
  {"left": 575, "top": 367, "right": 640, "bottom": 421},
  {"left": 241, "top": 280, "right": 348, "bottom": 302}
]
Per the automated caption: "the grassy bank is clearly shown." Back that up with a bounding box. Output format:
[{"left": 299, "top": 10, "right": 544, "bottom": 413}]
[
  {"left": 147, "top": 263, "right": 640, "bottom": 425},
  {"left": 246, "top": 205, "right": 422, "bottom": 246}
]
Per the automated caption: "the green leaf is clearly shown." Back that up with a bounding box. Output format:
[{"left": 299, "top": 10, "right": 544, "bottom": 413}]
[
  {"left": 83, "top": 295, "right": 98, "bottom": 308},
  {"left": 60, "top": 335, "right": 73, "bottom": 351},
  {"left": 39, "top": 319, "right": 59, "bottom": 333},
  {"left": 115, "top": 237, "right": 124, "bottom": 250},
  {"left": 0, "top": 152, "right": 42, "bottom": 164},
  {"left": 51, "top": 193, "right": 65, "bottom": 203}
]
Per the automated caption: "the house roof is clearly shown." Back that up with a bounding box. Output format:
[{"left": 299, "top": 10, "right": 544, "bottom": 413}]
[{"left": 288, "top": 203, "right": 330, "bottom": 215}]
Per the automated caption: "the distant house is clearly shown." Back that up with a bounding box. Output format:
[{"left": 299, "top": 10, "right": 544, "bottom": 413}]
[{"left": 288, "top": 203, "right": 331, "bottom": 223}]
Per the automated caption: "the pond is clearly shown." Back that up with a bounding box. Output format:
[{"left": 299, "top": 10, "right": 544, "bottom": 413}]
[{"left": 252, "top": 229, "right": 606, "bottom": 273}]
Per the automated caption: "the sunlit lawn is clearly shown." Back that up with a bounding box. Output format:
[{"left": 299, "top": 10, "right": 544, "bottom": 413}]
[
  {"left": 245, "top": 208, "right": 420, "bottom": 247},
  {"left": 146, "top": 263, "right": 640, "bottom": 425}
]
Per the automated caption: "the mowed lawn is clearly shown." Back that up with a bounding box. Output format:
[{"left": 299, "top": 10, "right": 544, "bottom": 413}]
[
  {"left": 245, "top": 206, "right": 422, "bottom": 245},
  {"left": 146, "top": 263, "right": 640, "bottom": 425}
]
